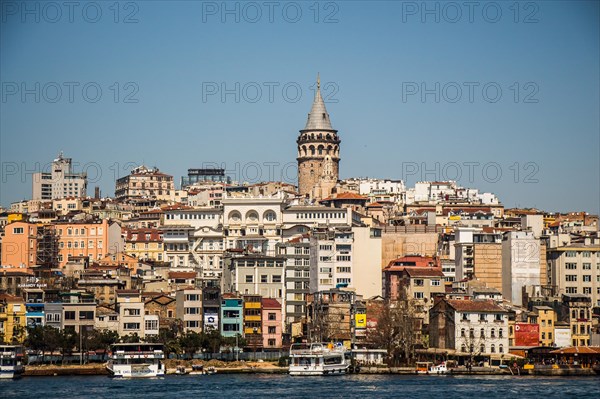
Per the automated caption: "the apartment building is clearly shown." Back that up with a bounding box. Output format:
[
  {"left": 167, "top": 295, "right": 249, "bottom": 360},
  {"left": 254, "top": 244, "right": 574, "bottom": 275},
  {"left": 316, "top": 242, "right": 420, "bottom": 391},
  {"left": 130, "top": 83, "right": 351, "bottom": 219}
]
[
  {"left": 547, "top": 242, "right": 600, "bottom": 306},
  {"left": 32, "top": 153, "right": 87, "bottom": 200},
  {"left": 502, "top": 231, "right": 542, "bottom": 306},
  {"left": 176, "top": 288, "right": 203, "bottom": 333},
  {"left": 220, "top": 295, "right": 243, "bottom": 338},
  {"left": 309, "top": 227, "right": 354, "bottom": 293},
  {"left": 429, "top": 298, "right": 510, "bottom": 356},
  {"left": 115, "top": 166, "right": 174, "bottom": 201},
  {"left": 261, "top": 298, "right": 282, "bottom": 350},
  {"left": 125, "top": 228, "right": 164, "bottom": 262}
]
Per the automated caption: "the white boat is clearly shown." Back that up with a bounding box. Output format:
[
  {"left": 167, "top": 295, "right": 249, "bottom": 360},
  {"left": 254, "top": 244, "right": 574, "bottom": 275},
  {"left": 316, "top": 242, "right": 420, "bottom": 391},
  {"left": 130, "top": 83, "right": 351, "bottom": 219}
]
[
  {"left": 428, "top": 361, "right": 448, "bottom": 374},
  {"left": 289, "top": 343, "right": 350, "bottom": 376},
  {"left": 0, "top": 345, "right": 24, "bottom": 379},
  {"left": 106, "top": 343, "right": 165, "bottom": 378}
]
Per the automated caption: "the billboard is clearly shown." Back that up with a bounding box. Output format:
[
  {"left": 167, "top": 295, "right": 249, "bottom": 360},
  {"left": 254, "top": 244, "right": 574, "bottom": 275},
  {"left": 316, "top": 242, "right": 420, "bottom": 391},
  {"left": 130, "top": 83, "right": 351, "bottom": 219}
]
[
  {"left": 514, "top": 323, "right": 539, "bottom": 347},
  {"left": 355, "top": 313, "right": 367, "bottom": 329},
  {"left": 204, "top": 313, "right": 219, "bottom": 330},
  {"left": 554, "top": 327, "right": 571, "bottom": 348}
]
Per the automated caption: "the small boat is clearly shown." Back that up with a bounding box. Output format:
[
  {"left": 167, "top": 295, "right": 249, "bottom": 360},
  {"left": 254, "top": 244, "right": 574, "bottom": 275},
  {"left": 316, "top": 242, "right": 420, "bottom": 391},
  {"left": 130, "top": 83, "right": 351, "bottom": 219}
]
[
  {"left": 428, "top": 362, "right": 448, "bottom": 374},
  {"left": 289, "top": 343, "right": 350, "bottom": 376},
  {"left": 189, "top": 364, "right": 217, "bottom": 375},
  {"left": 174, "top": 365, "right": 188, "bottom": 375},
  {"left": 0, "top": 345, "right": 24, "bottom": 379},
  {"left": 416, "top": 361, "right": 432, "bottom": 374},
  {"left": 106, "top": 343, "right": 165, "bottom": 378}
]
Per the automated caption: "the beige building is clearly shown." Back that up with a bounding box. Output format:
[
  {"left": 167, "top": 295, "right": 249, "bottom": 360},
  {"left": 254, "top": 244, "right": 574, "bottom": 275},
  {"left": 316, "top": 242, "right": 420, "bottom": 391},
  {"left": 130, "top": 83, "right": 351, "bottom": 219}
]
[
  {"left": 351, "top": 225, "right": 383, "bottom": 298},
  {"left": 115, "top": 165, "right": 174, "bottom": 201},
  {"left": 547, "top": 242, "right": 600, "bottom": 307},
  {"left": 176, "top": 288, "right": 203, "bottom": 333},
  {"left": 124, "top": 228, "right": 164, "bottom": 262},
  {"left": 32, "top": 153, "right": 87, "bottom": 200},
  {"left": 381, "top": 231, "right": 439, "bottom": 267}
]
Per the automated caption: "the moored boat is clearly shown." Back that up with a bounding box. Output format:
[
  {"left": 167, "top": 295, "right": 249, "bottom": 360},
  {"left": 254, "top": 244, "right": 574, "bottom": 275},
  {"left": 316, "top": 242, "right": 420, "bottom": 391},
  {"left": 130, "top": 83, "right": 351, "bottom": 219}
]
[
  {"left": 0, "top": 345, "right": 24, "bottom": 379},
  {"left": 289, "top": 343, "right": 350, "bottom": 376},
  {"left": 106, "top": 343, "right": 165, "bottom": 378}
]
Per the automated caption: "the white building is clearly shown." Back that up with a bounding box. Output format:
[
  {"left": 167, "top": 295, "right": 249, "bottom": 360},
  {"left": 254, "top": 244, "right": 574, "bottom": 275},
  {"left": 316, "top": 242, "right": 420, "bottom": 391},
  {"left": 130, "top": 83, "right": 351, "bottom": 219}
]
[
  {"left": 501, "top": 231, "right": 541, "bottom": 306},
  {"left": 32, "top": 152, "right": 87, "bottom": 200},
  {"left": 429, "top": 299, "right": 510, "bottom": 356}
]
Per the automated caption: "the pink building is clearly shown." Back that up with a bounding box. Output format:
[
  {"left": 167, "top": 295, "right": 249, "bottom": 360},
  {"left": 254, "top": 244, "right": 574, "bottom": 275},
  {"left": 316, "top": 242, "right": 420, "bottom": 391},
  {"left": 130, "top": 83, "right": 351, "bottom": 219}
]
[
  {"left": 1, "top": 222, "right": 38, "bottom": 267},
  {"left": 261, "top": 298, "right": 282, "bottom": 350}
]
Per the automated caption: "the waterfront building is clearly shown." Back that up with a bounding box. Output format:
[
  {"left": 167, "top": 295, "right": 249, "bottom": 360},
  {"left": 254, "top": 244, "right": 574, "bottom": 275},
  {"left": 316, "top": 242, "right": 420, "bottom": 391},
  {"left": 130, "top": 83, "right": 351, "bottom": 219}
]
[
  {"left": 277, "top": 235, "right": 310, "bottom": 331},
  {"left": 176, "top": 288, "right": 203, "bottom": 333},
  {"left": 0, "top": 294, "right": 26, "bottom": 344},
  {"left": 220, "top": 295, "right": 243, "bottom": 338},
  {"left": 261, "top": 298, "right": 282, "bottom": 350},
  {"left": 243, "top": 295, "right": 263, "bottom": 351},
  {"left": 529, "top": 306, "right": 556, "bottom": 347},
  {"left": 429, "top": 298, "right": 510, "bottom": 356},
  {"left": 116, "top": 290, "right": 146, "bottom": 338},
  {"left": 454, "top": 227, "right": 503, "bottom": 291}
]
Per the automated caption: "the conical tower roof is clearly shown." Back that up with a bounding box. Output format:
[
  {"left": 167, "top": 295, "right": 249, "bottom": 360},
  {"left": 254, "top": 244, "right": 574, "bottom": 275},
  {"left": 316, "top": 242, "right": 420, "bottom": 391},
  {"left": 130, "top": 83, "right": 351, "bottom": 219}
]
[{"left": 303, "top": 74, "right": 334, "bottom": 131}]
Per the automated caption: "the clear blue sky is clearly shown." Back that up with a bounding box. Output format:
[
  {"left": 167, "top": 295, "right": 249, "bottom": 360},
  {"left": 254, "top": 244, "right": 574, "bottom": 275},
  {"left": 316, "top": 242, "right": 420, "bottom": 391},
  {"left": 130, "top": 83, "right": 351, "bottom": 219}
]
[{"left": 1, "top": 1, "right": 599, "bottom": 214}]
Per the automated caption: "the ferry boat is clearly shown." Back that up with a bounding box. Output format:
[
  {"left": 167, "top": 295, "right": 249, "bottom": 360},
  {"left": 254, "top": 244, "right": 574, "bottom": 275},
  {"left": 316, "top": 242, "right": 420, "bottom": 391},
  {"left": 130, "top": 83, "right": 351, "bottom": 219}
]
[
  {"left": 289, "top": 343, "right": 350, "bottom": 376},
  {"left": 106, "top": 343, "right": 165, "bottom": 378},
  {"left": 0, "top": 345, "right": 24, "bottom": 379}
]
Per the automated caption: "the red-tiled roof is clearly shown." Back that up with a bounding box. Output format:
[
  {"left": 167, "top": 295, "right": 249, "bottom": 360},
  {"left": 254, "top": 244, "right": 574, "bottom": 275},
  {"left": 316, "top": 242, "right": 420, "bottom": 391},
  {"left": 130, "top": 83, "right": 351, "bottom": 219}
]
[
  {"left": 446, "top": 299, "right": 505, "bottom": 313},
  {"left": 549, "top": 346, "right": 600, "bottom": 355},
  {"left": 125, "top": 228, "right": 163, "bottom": 242},
  {"left": 321, "top": 192, "right": 368, "bottom": 201},
  {"left": 168, "top": 271, "right": 196, "bottom": 279},
  {"left": 403, "top": 268, "right": 445, "bottom": 278},
  {"left": 261, "top": 298, "right": 281, "bottom": 308}
]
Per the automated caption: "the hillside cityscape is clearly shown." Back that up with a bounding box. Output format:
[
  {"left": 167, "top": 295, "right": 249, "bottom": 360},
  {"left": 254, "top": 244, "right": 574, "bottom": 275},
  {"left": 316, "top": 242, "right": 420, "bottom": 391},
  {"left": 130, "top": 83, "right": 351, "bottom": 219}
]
[{"left": 1, "top": 80, "right": 599, "bottom": 373}]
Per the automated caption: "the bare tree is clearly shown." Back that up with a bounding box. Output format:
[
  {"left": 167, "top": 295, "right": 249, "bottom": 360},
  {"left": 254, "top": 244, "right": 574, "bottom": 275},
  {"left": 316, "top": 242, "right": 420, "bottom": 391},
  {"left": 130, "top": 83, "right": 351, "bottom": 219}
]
[{"left": 367, "top": 290, "right": 420, "bottom": 366}]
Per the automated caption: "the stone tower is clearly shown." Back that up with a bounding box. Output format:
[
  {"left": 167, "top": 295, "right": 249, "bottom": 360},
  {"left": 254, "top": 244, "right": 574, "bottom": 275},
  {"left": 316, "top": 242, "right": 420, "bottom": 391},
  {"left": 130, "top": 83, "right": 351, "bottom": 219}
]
[{"left": 297, "top": 75, "right": 340, "bottom": 199}]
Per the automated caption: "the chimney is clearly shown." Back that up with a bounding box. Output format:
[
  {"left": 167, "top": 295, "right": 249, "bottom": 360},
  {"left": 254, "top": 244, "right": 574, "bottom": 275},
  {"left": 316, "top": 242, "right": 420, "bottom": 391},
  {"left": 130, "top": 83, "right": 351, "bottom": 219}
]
[{"left": 94, "top": 186, "right": 101, "bottom": 199}]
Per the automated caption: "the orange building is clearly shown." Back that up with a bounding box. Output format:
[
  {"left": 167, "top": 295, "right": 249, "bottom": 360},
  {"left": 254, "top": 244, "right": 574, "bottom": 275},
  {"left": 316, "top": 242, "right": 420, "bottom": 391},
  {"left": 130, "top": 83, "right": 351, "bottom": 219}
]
[
  {"left": 1, "top": 222, "right": 38, "bottom": 267},
  {"left": 54, "top": 219, "right": 123, "bottom": 267}
]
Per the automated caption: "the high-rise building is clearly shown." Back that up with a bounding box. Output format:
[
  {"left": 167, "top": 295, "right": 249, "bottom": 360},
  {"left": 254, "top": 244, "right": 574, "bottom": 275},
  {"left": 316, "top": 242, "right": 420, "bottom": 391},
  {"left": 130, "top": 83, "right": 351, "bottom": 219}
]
[
  {"left": 297, "top": 75, "right": 340, "bottom": 200},
  {"left": 32, "top": 152, "right": 87, "bottom": 200}
]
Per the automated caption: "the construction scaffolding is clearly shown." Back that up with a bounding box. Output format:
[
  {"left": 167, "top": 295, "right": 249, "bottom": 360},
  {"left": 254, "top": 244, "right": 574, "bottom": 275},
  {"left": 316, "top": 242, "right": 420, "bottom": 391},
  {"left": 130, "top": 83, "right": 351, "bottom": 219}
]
[{"left": 36, "top": 225, "right": 59, "bottom": 269}]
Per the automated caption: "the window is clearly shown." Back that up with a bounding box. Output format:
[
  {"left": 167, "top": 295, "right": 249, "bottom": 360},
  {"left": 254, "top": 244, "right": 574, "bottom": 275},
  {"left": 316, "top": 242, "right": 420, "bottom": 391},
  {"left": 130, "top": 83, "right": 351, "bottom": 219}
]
[
  {"left": 566, "top": 287, "right": 578, "bottom": 294},
  {"left": 268, "top": 326, "right": 276, "bottom": 334},
  {"left": 124, "top": 323, "right": 140, "bottom": 330},
  {"left": 431, "top": 279, "right": 441, "bottom": 286},
  {"left": 268, "top": 338, "right": 276, "bottom": 346},
  {"left": 186, "top": 321, "right": 199, "bottom": 328},
  {"left": 499, "top": 328, "right": 503, "bottom": 338},
  {"left": 414, "top": 279, "right": 424, "bottom": 287},
  {"left": 499, "top": 344, "right": 504, "bottom": 353},
  {"left": 565, "top": 263, "right": 577, "bottom": 270},
  {"left": 79, "top": 311, "right": 94, "bottom": 320},
  {"left": 479, "top": 314, "right": 487, "bottom": 322},
  {"left": 245, "top": 275, "right": 253, "bottom": 283},
  {"left": 272, "top": 275, "right": 281, "bottom": 283},
  {"left": 490, "top": 328, "right": 496, "bottom": 338},
  {"left": 261, "top": 275, "right": 268, "bottom": 283},
  {"left": 490, "top": 344, "right": 495, "bottom": 353},
  {"left": 145, "top": 319, "right": 158, "bottom": 331},
  {"left": 480, "top": 328, "right": 485, "bottom": 338},
  {"left": 565, "top": 251, "right": 576, "bottom": 257},
  {"left": 126, "top": 308, "right": 140, "bottom": 316},
  {"left": 336, "top": 255, "right": 351, "bottom": 262},
  {"left": 460, "top": 328, "right": 465, "bottom": 337},
  {"left": 65, "top": 311, "right": 76, "bottom": 320},
  {"left": 582, "top": 275, "right": 591, "bottom": 282},
  {"left": 186, "top": 294, "right": 200, "bottom": 301},
  {"left": 13, "top": 227, "right": 24, "bottom": 234},
  {"left": 583, "top": 263, "right": 591, "bottom": 270},
  {"left": 185, "top": 307, "right": 200, "bottom": 315},
  {"left": 414, "top": 292, "right": 424, "bottom": 299},
  {"left": 566, "top": 275, "right": 577, "bottom": 282}
]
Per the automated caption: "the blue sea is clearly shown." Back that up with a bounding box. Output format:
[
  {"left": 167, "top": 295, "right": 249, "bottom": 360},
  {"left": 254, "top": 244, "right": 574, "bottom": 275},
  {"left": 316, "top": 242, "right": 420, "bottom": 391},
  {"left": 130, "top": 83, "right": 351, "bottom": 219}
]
[{"left": 1, "top": 374, "right": 599, "bottom": 398}]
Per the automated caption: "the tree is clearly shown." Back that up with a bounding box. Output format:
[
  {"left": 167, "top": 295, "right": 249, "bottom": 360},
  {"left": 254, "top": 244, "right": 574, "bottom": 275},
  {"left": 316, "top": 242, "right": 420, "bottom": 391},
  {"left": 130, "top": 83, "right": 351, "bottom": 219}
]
[
  {"left": 87, "top": 329, "right": 119, "bottom": 361},
  {"left": 121, "top": 333, "right": 141, "bottom": 343},
  {"left": 366, "top": 295, "right": 420, "bottom": 366},
  {"left": 59, "top": 329, "right": 78, "bottom": 364},
  {"left": 25, "top": 325, "right": 62, "bottom": 364},
  {"left": 179, "top": 331, "right": 203, "bottom": 359}
]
